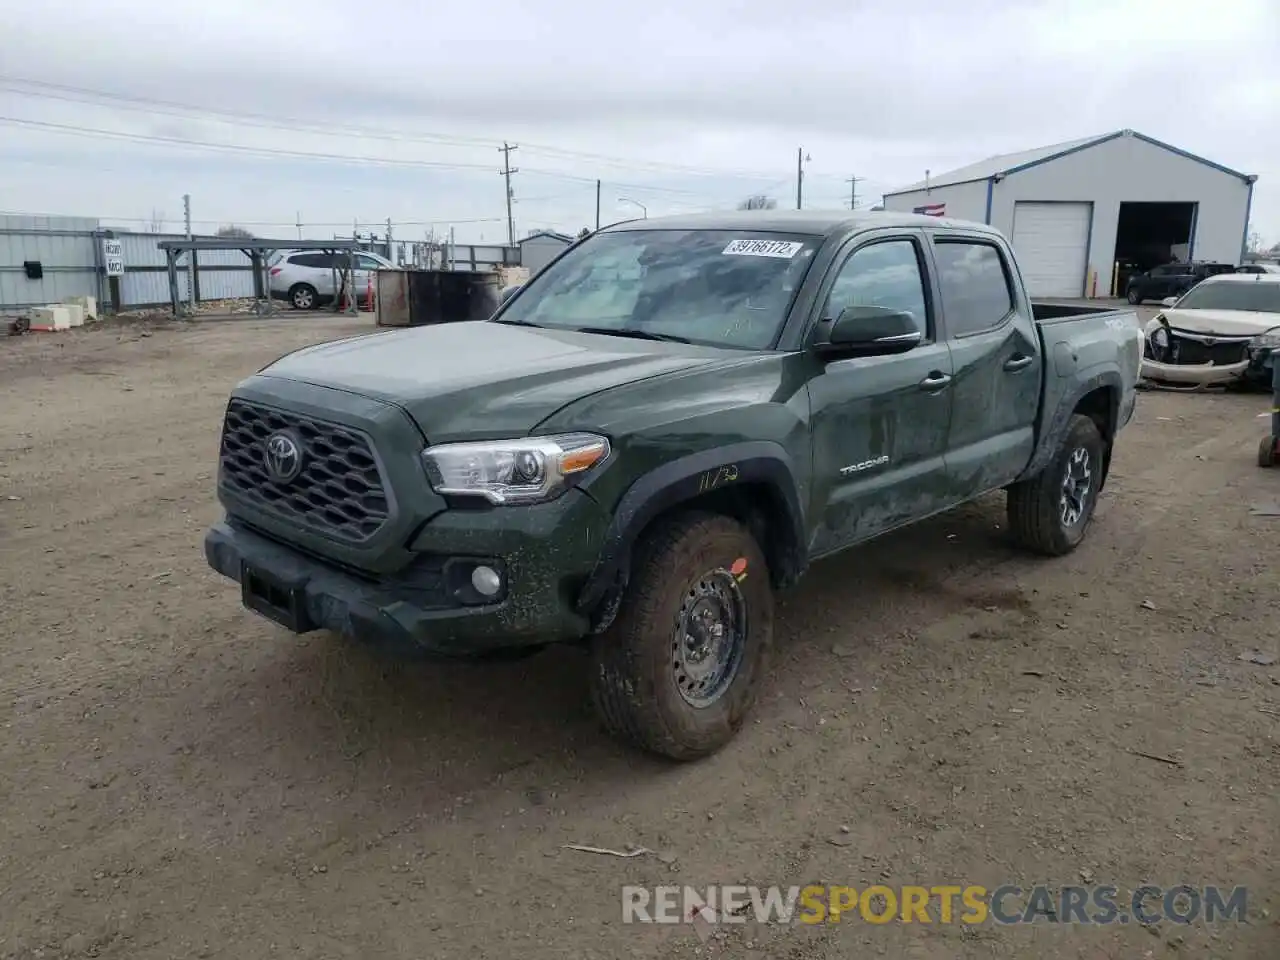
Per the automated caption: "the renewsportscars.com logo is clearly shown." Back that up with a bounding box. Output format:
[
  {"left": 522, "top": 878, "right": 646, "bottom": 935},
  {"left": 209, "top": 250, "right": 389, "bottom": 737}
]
[{"left": 622, "top": 883, "right": 1248, "bottom": 932}]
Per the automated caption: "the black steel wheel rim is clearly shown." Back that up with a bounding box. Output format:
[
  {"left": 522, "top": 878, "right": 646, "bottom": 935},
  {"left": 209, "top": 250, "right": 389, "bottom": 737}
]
[{"left": 672, "top": 568, "right": 748, "bottom": 709}]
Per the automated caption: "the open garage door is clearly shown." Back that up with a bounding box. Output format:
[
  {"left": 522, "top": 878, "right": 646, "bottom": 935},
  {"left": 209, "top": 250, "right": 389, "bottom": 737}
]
[{"left": 1010, "top": 202, "right": 1091, "bottom": 298}]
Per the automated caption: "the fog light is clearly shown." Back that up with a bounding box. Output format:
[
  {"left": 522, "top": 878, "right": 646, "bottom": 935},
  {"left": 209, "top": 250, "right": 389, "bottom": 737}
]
[{"left": 471, "top": 564, "right": 503, "bottom": 597}]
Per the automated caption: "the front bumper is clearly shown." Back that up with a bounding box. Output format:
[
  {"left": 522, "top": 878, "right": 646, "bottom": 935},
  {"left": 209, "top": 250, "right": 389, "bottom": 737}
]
[
  {"left": 1140, "top": 356, "right": 1251, "bottom": 386},
  {"left": 204, "top": 491, "right": 608, "bottom": 656}
]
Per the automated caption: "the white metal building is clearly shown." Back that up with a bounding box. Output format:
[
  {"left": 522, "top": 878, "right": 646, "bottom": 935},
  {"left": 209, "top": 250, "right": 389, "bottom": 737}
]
[
  {"left": 518, "top": 230, "right": 574, "bottom": 275},
  {"left": 882, "top": 129, "right": 1257, "bottom": 298}
]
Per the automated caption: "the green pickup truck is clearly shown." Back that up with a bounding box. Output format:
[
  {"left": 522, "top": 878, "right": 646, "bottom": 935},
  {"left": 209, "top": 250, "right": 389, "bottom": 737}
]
[{"left": 205, "top": 211, "right": 1143, "bottom": 759}]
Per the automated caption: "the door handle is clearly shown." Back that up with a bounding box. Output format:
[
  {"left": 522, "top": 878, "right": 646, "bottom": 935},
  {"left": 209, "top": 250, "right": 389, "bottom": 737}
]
[
  {"left": 1003, "top": 355, "right": 1033, "bottom": 372},
  {"left": 918, "top": 372, "right": 952, "bottom": 391}
]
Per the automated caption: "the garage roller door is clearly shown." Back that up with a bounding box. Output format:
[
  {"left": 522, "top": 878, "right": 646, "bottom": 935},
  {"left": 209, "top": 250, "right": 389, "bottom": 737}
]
[{"left": 1010, "top": 202, "right": 1091, "bottom": 298}]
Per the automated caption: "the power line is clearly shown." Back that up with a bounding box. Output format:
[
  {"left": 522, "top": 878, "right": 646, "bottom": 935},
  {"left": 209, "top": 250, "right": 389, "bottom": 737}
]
[
  {"left": 0, "top": 115, "right": 752, "bottom": 207},
  {"left": 0, "top": 74, "right": 791, "bottom": 184},
  {"left": 0, "top": 75, "right": 497, "bottom": 151},
  {"left": 0, "top": 115, "right": 499, "bottom": 171}
]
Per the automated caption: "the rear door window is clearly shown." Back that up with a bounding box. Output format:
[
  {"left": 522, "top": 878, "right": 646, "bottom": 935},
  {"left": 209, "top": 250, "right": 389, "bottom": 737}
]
[{"left": 932, "top": 240, "right": 1015, "bottom": 338}]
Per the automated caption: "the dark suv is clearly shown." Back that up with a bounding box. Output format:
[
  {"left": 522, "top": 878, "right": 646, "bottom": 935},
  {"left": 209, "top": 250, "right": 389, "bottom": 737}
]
[{"left": 1126, "top": 261, "right": 1234, "bottom": 304}]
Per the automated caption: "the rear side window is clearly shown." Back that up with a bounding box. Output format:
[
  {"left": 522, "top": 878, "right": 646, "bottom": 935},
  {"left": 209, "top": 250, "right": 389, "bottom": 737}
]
[
  {"left": 933, "top": 240, "right": 1014, "bottom": 338},
  {"left": 289, "top": 253, "right": 327, "bottom": 268}
]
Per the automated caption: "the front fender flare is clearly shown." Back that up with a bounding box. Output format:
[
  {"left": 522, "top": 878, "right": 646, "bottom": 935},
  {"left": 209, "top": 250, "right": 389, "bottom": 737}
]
[{"left": 576, "top": 441, "right": 807, "bottom": 626}]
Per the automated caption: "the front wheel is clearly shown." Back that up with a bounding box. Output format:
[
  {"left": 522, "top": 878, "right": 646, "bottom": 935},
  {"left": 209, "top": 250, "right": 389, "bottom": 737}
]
[
  {"left": 1007, "top": 414, "right": 1106, "bottom": 556},
  {"left": 589, "top": 513, "right": 774, "bottom": 760},
  {"left": 1126, "top": 288, "right": 1142, "bottom": 305}
]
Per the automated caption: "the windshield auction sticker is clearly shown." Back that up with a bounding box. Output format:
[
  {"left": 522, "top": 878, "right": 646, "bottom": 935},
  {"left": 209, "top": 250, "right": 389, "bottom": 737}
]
[{"left": 722, "top": 239, "right": 805, "bottom": 258}]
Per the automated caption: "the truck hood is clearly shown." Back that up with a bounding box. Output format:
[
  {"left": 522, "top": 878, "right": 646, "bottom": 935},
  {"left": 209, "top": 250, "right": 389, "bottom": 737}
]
[
  {"left": 1160, "top": 308, "right": 1280, "bottom": 336},
  {"left": 256, "top": 321, "right": 733, "bottom": 441}
]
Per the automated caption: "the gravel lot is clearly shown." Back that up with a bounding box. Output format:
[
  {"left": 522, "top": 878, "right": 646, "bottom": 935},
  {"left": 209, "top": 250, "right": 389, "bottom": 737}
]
[{"left": 1, "top": 315, "right": 1276, "bottom": 959}]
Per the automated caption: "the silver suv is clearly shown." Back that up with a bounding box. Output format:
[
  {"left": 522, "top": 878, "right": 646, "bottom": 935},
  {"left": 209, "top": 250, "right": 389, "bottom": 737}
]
[{"left": 269, "top": 250, "right": 396, "bottom": 310}]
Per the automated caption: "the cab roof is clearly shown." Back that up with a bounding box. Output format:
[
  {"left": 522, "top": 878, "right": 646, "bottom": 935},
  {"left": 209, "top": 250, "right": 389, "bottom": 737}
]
[{"left": 599, "top": 209, "right": 1001, "bottom": 241}]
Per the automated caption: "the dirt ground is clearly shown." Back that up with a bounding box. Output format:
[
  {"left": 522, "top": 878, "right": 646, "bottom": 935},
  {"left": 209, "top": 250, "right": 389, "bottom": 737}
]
[{"left": 1, "top": 315, "right": 1276, "bottom": 960}]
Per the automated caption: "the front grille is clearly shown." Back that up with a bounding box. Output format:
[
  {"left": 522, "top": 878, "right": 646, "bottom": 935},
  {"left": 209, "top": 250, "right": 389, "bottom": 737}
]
[
  {"left": 1169, "top": 336, "right": 1250, "bottom": 367},
  {"left": 219, "top": 399, "right": 391, "bottom": 543}
]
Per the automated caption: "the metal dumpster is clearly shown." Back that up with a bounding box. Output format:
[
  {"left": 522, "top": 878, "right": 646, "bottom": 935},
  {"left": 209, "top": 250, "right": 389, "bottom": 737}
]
[{"left": 375, "top": 269, "right": 502, "bottom": 327}]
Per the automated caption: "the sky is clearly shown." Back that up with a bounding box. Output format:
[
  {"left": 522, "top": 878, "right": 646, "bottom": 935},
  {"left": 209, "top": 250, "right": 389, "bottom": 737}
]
[{"left": 1, "top": 0, "right": 1277, "bottom": 247}]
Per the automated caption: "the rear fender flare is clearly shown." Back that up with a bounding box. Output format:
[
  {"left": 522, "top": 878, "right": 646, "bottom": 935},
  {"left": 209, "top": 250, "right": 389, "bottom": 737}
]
[
  {"left": 576, "top": 442, "right": 806, "bottom": 626},
  {"left": 1017, "top": 371, "right": 1122, "bottom": 484}
]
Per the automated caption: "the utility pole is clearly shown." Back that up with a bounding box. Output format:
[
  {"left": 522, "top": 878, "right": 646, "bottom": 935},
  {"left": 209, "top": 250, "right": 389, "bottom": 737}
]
[
  {"left": 846, "top": 176, "right": 866, "bottom": 210},
  {"left": 386, "top": 216, "right": 393, "bottom": 261},
  {"left": 595, "top": 179, "right": 601, "bottom": 231},
  {"left": 499, "top": 142, "right": 519, "bottom": 247},
  {"left": 296, "top": 211, "right": 302, "bottom": 241},
  {"left": 182, "top": 193, "right": 194, "bottom": 313},
  {"left": 796, "top": 148, "right": 803, "bottom": 210},
  {"left": 796, "top": 149, "right": 812, "bottom": 210}
]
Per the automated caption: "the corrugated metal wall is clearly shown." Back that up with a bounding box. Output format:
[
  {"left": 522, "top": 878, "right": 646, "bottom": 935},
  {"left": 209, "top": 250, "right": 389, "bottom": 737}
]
[
  {"left": 0, "top": 215, "right": 101, "bottom": 310},
  {"left": 117, "top": 231, "right": 256, "bottom": 306},
  {"left": 1, "top": 220, "right": 260, "bottom": 311}
]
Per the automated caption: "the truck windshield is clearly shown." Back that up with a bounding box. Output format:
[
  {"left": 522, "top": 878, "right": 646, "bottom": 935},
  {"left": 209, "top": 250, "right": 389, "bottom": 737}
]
[
  {"left": 496, "top": 229, "right": 821, "bottom": 349},
  {"left": 1177, "top": 281, "right": 1280, "bottom": 313}
]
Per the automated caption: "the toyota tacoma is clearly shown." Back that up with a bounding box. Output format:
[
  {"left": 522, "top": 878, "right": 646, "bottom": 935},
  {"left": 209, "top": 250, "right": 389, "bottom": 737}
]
[{"left": 204, "top": 211, "right": 1143, "bottom": 760}]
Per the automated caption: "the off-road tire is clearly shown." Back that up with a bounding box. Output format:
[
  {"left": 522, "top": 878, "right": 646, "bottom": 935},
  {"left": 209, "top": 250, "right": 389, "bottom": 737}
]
[
  {"left": 289, "top": 283, "right": 318, "bottom": 310},
  {"left": 589, "top": 512, "right": 774, "bottom": 761},
  {"left": 1007, "top": 414, "right": 1106, "bottom": 556}
]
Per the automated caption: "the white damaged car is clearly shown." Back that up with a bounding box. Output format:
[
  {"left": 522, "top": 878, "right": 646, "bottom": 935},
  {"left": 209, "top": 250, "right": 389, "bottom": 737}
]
[{"left": 1141, "top": 273, "right": 1280, "bottom": 387}]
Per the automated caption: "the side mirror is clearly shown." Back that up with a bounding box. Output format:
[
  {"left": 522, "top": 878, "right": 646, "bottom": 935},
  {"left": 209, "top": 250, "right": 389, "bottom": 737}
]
[
  {"left": 499, "top": 284, "right": 523, "bottom": 305},
  {"left": 1160, "top": 296, "right": 1179, "bottom": 308},
  {"left": 816, "top": 305, "right": 922, "bottom": 357}
]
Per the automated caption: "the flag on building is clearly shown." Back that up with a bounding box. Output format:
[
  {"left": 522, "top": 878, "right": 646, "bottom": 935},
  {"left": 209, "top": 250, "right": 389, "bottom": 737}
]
[{"left": 913, "top": 203, "right": 946, "bottom": 217}]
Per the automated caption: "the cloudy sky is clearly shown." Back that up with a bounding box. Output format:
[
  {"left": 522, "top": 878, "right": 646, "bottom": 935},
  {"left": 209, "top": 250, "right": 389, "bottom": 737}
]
[{"left": 2, "top": 0, "right": 1277, "bottom": 246}]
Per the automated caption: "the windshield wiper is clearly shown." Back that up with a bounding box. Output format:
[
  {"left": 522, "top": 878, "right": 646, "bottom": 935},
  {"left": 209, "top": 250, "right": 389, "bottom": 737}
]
[
  {"left": 571, "top": 325, "right": 693, "bottom": 344},
  {"left": 492, "top": 318, "right": 543, "bottom": 327}
]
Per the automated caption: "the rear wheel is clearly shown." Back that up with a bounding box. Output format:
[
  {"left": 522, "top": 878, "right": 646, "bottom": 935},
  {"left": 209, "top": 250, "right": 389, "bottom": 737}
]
[
  {"left": 1007, "top": 414, "right": 1106, "bottom": 556},
  {"left": 589, "top": 513, "right": 774, "bottom": 760},
  {"left": 289, "top": 283, "right": 318, "bottom": 310}
]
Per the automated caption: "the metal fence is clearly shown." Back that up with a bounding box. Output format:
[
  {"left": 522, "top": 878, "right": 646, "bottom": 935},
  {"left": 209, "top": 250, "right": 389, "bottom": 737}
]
[
  {"left": 0, "top": 215, "right": 102, "bottom": 311},
  {"left": 2, "top": 214, "right": 525, "bottom": 314},
  {"left": 1, "top": 215, "right": 272, "bottom": 313},
  {"left": 117, "top": 231, "right": 256, "bottom": 306}
]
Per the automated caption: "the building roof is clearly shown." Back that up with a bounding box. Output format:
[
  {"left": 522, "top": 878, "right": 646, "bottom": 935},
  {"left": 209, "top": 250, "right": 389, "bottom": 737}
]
[
  {"left": 519, "top": 230, "right": 574, "bottom": 244},
  {"left": 884, "top": 129, "right": 1255, "bottom": 196},
  {"left": 600, "top": 208, "right": 1000, "bottom": 240}
]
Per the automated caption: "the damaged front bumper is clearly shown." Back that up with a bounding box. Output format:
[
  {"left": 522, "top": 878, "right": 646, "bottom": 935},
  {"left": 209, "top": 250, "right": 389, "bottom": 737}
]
[
  {"left": 1141, "top": 322, "right": 1274, "bottom": 387},
  {"left": 1140, "top": 356, "right": 1252, "bottom": 386}
]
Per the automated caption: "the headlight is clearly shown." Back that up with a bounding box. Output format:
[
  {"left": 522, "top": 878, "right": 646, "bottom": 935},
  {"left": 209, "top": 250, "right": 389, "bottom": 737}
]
[
  {"left": 1249, "top": 326, "right": 1280, "bottom": 350},
  {"left": 421, "top": 432, "right": 610, "bottom": 504},
  {"left": 1150, "top": 325, "right": 1170, "bottom": 351}
]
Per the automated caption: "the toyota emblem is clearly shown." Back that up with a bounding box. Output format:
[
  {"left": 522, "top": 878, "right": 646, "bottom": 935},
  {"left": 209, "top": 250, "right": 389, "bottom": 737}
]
[{"left": 264, "top": 431, "right": 304, "bottom": 483}]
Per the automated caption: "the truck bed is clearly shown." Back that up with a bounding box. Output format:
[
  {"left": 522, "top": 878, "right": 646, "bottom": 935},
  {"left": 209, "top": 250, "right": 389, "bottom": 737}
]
[{"left": 1031, "top": 301, "right": 1131, "bottom": 324}]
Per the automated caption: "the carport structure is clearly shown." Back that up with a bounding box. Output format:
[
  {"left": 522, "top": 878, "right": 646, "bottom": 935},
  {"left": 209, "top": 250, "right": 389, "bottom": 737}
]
[{"left": 156, "top": 238, "right": 364, "bottom": 319}]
